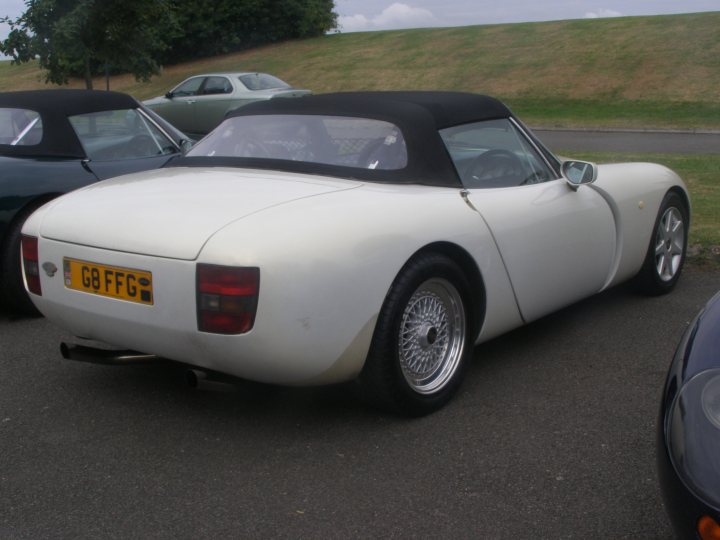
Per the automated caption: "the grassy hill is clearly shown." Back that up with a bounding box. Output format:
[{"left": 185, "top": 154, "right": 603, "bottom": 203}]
[{"left": 1, "top": 11, "right": 719, "bottom": 128}]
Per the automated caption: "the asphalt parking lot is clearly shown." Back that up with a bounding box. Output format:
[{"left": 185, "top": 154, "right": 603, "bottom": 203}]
[{"left": 1, "top": 268, "right": 718, "bottom": 539}]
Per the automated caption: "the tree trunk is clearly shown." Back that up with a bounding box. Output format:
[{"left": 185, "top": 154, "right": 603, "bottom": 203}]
[{"left": 84, "top": 56, "right": 93, "bottom": 90}]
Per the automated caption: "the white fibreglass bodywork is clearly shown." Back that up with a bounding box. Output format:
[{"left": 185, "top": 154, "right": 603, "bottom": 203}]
[{"left": 23, "top": 162, "right": 687, "bottom": 385}]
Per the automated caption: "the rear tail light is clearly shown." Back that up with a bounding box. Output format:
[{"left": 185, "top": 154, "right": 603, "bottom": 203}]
[
  {"left": 21, "top": 235, "right": 42, "bottom": 296},
  {"left": 197, "top": 264, "right": 259, "bottom": 334}
]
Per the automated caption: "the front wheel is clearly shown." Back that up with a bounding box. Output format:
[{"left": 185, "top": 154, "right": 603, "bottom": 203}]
[
  {"left": 359, "top": 253, "right": 473, "bottom": 416},
  {"left": 634, "top": 191, "right": 689, "bottom": 295}
]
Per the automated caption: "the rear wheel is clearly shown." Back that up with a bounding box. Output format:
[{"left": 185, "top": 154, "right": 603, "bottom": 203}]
[
  {"left": 359, "top": 253, "right": 473, "bottom": 416},
  {"left": 634, "top": 191, "right": 688, "bottom": 295},
  {"left": 0, "top": 209, "right": 41, "bottom": 317}
]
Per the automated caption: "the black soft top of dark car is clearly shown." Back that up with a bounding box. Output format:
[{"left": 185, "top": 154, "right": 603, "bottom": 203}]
[
  {"left": 172, "top": 91, "right": 518, "bottom": 187},
  {"left": 0, "top": 89, "right": 140, "bottom": 158}
]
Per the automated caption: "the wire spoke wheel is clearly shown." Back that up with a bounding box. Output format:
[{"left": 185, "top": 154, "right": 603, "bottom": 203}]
[
  {"left": 359, "top": 253, "right": 474, "bottom": 415},
  {"left": 397, "top": 278, "right": 465, "bottom": 394}
]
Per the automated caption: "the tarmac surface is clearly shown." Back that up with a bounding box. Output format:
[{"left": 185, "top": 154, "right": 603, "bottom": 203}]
[
  {"left": 1, "top": 268, "right": 719, "bottom": 539},
  {"left": 2, "top": 127, "right": 719, "bottom": 538},
  {"left": 535, "top": 128, "right": 720, "bottom": 154}
]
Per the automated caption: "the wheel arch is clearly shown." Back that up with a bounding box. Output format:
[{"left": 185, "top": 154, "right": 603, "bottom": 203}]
[
  {"left": 358, "top": 240, "right": 487, "bottom": 414},
  {"left": 632, "top": 188, "right": 690, "bottom": 296},
  {"left": 1, "top": 193, "right": 61, "bottom": 254},
  {"left": 667, "top": 185, "right": 691, "bottom": 222},
  {"left": 0, "top": 192, "right": 61, "bottom": 314},
  {"left": 405, "top": 241, "right": 486, "bottom": 342}
]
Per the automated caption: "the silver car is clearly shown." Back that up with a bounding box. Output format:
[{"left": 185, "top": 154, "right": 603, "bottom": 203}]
[{"left": 144, "top": 72, "right": 310, "bottom": 137}]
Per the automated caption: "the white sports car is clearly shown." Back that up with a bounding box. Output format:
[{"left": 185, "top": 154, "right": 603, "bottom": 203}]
[{"left": 21, "top": 92, "right": 689, "bottom": 415}]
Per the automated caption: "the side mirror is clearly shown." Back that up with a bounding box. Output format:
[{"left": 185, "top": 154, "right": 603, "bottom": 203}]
[
  {"left": 179, "top": 139, "right": 194, "bottom": 153},
  {"left": 562, "top": 160, "right": 598, "bottom": 189},
  {"left": 165, "top": 91, "right": 174, "bottom": 100}
]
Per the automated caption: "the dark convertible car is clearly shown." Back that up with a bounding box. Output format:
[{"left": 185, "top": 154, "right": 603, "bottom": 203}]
[
  {"left": 0, "top": 89, "right": 189, "bottom": 314},
  {"left": 658, "top": 290, "right": 720, "bottom": 539}
]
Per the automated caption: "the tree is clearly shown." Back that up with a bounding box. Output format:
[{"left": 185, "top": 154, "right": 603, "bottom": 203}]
[
  {"left": 0, "top": 0, "right": 178, "bottom": 89},
  {"left": 163, "top": 0, "right": 337, "bottom": 64},
  {"left": 0, "top": 0, "right": 338, "bottom": 88}
]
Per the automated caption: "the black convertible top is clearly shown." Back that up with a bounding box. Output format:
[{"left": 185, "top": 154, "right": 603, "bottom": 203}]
[
  {"left": 1, "top": 89, "right": 154, "bottom": 158},
  {"left": 174, "top": 91, "right": 515, "bottom": 187},
  {"left": 0, "top": 89, "right": 138, "bottom": 117},
  {"left": 228, "top": 91, "right": 512, "bottom": 129}
]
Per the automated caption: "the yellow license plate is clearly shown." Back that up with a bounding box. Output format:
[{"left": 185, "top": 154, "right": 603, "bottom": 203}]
[{"left": 63, "top": 258, "right": 153, "bottom": 305}]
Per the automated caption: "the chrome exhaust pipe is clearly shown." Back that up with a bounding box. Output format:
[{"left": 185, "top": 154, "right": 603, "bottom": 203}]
[
  {"left": 60, "top": 342, "right": 160, "bottom": 365},
  {"left": 185, "top": 368, "right": 237, "bottom": 392},
  {"left": 60, "top": 342, "right": 235, "bottom": 391}
]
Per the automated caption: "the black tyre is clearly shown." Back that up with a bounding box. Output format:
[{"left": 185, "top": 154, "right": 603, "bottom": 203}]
[
  {"left": 634, "top": 191, "right": 688, "bottom": 296},
  {"left": 0, "top": 210, "right": 41, "bottom": 317},
  {"left": 359, "top": 253, "right": 473, "bottom": 416}
]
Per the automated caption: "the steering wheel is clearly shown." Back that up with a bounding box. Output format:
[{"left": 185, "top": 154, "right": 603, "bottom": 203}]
[
  {"left": 359, "top": 137, "right": 405, "bottom": 169},
  {"left": 123, "top": 134, "right": 158, "bottom": 158},
  {"left": 466, "top": 149, "right": 524, "bottom": 185}
]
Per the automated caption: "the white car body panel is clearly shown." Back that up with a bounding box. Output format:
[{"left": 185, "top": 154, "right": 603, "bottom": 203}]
[
  {"left": 25, "top": 175, "right": 523, "bottom": 384},
  {"left": 467, "top": 178, "right": 615, "bottom": 322},
  {"left": 23, "top": 159, "right": 686, "bottom": 386},
  {"left": 590, "top": 162, "right": 686, "bottom": 288},
  {"left": 36, "top": 167, "right": 359, "bottom": 260}
]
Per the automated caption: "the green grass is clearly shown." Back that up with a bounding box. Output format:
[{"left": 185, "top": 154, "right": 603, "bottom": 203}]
[
  {"left": 507, "top": 99, "right": 720, "bottom": 129},
  {"left": 2, "top": 11, "right": 720, "bottom": 129},
  {"left": 565, "top": 151, "right": 720, "bottom": 266}
]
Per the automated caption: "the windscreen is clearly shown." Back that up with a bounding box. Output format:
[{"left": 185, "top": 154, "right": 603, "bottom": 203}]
[
  {"left": 68, "top": 109, "right": 178, "bottom": 160},
  {"left": 187, "top": 114, "right": 408, "bottom": 170},
  {"left": 440, "top": 118, "right": 555, "bottom": 188}
]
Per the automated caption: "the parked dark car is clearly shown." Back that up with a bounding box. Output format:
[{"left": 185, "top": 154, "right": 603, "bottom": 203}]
[
  {"left": 658, "top": 290, "right": 720, "bottom": 539},
  {"left": 0, "top": 89, "right": 190, "bottom": 314}
]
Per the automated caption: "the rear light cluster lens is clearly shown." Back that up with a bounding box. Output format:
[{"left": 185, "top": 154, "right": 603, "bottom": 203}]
[
  {"left": 197, "top": 264, "right": 259, "bottom": 334},
  {"left": 21, "top": 235, "right": 42, "bottom": 296}
]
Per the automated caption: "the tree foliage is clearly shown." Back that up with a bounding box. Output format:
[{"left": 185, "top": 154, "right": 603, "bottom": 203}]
[
  {"left": 0, "top": 0, "right": 338, "bottom": 89},
  {"left": 165, "top": 0, "right": 337, "bottom": 63},
  {"left": 0, "top": 0, "right": 178, "bottom": 89}
]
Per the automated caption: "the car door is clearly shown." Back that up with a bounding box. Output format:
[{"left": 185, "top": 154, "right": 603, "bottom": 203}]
[
  {"left": 193, "top": 76, "right": 236, "bottom": 134},
  {"left": 68, "top": 108, "right": 181, "bottom": 180},
  {"left": 159, "top": 76, "right": 205, "bottom": 133},
  {"left": 440, "top": 119, "right": 616, "bottom": 322}
]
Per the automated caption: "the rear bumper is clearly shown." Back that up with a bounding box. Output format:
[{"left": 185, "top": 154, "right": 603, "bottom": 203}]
[{"left": 30, "top": 238, "right": 369, "bottom": 385}]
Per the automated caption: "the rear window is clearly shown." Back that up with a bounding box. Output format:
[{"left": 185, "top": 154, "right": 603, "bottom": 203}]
[
  {"left": 0, "top": 108, "right": 43, "bottom": 146},
  {"left": 238, "top": 73, "right": 291, "bottom": 91},
  {"left": 187, "top": 114, "right": 408, "bottom": 170}
]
